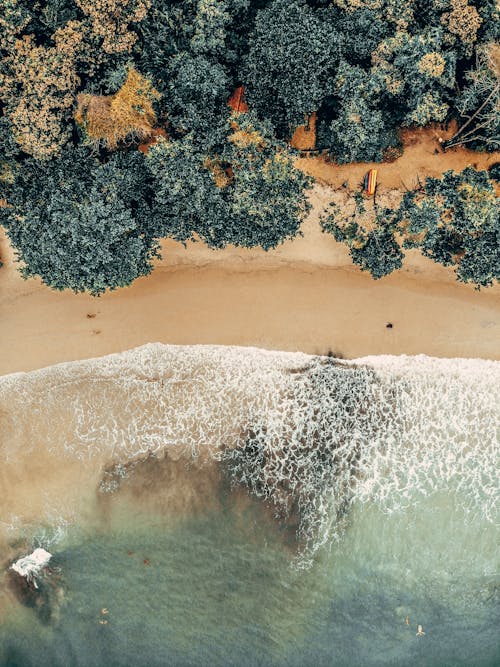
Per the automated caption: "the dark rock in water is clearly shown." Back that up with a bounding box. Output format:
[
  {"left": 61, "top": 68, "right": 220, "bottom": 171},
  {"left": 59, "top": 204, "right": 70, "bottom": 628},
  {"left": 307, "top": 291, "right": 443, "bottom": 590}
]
[{"left": 7, "top": 550, "right": 65, "bottom": 625}]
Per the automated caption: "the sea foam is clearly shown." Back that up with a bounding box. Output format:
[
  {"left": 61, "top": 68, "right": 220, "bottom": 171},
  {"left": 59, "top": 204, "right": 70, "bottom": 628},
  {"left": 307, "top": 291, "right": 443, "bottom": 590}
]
[{"left": 0, "top": 344, "right": 498, "bottom": 565}]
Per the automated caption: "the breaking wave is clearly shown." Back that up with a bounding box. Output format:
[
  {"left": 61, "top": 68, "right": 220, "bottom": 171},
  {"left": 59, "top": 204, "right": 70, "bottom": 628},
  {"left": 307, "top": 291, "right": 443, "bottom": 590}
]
[{"left": 0, "top": 344, "right": 498, "bottom": 566}]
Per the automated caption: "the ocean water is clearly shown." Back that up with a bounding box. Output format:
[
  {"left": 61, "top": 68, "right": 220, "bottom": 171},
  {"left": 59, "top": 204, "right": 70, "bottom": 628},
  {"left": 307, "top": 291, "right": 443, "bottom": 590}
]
[{"left": 0, "top": 344, "right": 498, "bottom": 666}]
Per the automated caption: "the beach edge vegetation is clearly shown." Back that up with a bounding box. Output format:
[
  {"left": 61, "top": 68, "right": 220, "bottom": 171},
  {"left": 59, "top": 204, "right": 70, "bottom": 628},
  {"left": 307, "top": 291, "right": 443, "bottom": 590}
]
[{"left": 0, "top": 0, "right": 498, "bottom": 294}]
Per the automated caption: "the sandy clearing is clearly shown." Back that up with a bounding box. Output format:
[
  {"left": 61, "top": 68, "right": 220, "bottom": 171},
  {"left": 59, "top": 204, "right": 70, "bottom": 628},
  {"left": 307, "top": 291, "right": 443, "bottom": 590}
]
[{"left": 296, "top": 125, "right": 499, "bottom": 192}]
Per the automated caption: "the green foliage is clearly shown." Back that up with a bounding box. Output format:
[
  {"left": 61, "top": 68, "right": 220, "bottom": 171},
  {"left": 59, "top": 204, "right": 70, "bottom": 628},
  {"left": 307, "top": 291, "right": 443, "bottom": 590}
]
[
  {"left": 319, "top": 61, "right": 399, "bottom": 162},
  {"left": 321, "top": 197, "right": 404, "bottom": 279},
  {"left": 244, "top": 0, "right": 340, "bottom": 135},
  {"left": 148, "top": 113, "right": 312, "bottom": 250},
  {"left": 322, "top": 168, "right": 499, "bottom": 288},
  {"left": 371, "top": 28, "right": 456, "bottom": 126},
  {"left": 189, "top": 0, "right": 232, "bottom": 57},
  {"left": 336, "top": 8, "right": 390, "bottom": 65},
  {"left": 489, "top": 163, "right": 500, "bottom": 182},
  {"left": 221, "top": 113, "right": 313, "bottom": 248},
  {"left": 146, "top": 133, "right": 229, "bottom": 245},
  {"left": 136, "top": 0, "right": 243, "bottom": 81},
  {"left": 164, "top": 53, "right": 230, "bottom": 135},
  {"left": 2, "top": 149, "right": 160, "bottom": 295},
  {"left": 0, "top": 0, "right": 498, "bottom": 294},
  {"left": 399, "top": 167, "right": 499, "bottom": 287}
]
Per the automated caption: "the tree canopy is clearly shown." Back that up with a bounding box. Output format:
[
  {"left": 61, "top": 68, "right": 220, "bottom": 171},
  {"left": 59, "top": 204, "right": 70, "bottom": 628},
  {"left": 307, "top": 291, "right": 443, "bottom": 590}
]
[
  {"left": 244, "top": 0, "right": 340, "bottom": 136},
  {"left": 0, "top": 0, "right": 498, "bottom": 293},
  {"left": 322, "top": 168, "right": 499, "bottom": 288},
  {"left": 1, "top": 150, "right": 160, "bottom": 295},
  {"left": 148, "top": 112, "right": 312, "bottom": 250}
]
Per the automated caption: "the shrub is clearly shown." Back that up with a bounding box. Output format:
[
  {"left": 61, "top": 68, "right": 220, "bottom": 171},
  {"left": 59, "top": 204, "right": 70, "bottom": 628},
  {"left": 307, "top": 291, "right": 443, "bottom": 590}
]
[
  {"left": 321, "top": 196, "right": 404, "bottom": 278},
  {"left": 399, "top": 168, "right": 499, "bottom": 287},
  {"left": 322, "top": 168, "right": 499, "bottom": 288}
]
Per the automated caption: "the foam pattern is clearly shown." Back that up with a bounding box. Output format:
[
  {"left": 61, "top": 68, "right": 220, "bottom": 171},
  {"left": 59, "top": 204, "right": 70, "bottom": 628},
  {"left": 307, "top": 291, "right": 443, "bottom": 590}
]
[{"left": 1, "top": 344, "right": 498, "bottom": 565}]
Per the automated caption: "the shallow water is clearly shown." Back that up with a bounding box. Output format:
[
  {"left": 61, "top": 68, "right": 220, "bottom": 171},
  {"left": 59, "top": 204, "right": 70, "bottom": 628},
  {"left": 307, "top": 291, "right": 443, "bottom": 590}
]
[{"left": 0, "top": 344, "right": 498, "bottom": 666}]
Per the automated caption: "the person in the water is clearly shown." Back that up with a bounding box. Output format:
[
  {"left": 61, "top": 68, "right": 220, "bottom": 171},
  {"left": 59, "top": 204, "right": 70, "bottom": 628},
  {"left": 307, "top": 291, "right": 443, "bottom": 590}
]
[{"left": 417, "top": 625, "right": 425, "bottom": 636}]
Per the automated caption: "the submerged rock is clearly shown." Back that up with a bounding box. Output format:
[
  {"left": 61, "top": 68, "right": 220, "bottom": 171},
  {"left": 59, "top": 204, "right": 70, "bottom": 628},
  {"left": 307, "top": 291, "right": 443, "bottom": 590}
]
[{"left": 8, "top": 548, "right": 64, "bottom": 624}]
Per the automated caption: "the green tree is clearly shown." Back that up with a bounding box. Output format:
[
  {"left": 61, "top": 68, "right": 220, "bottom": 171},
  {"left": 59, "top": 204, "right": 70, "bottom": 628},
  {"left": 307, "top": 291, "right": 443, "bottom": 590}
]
[
  {"left": 399, "top": 167, "right": 499, "bottom": 287},
  {"left": 319, "top": 61, "right": 399, "bottom": 163},
  {"left": 164, "top": 53, "right": 230, "bottom": 135},
  {"left": 2, "top": 149, "right": 160, "bottom": 295},
  {"left": 189, "top": 0, "right": 232, "bottom": 57},
  {"left": 146, "top": 132, "right": 230, "bottom": 246},
  {"left": 321, "top": 194, "right": 404, "bottom": 278},
  {"left": 221, "top": 113, "right": 313, "bottom": 248},
  {"left": 137, "top": 0, "right": 244, "bottom": 86},
  {"left": 336, "top": 8, "right": 390, "bottom": 65},
  {"left": 322, "top": 168, "right": 499, "bottom": 288},
  {"left": 244, "top": 0, "right": 340, "bottom": 135},
  {"left": 371, "top": 27, "right": 456, "bottom": 126},
  {"left": 148, "top": 112, "right": 312, "bottom": 250}
]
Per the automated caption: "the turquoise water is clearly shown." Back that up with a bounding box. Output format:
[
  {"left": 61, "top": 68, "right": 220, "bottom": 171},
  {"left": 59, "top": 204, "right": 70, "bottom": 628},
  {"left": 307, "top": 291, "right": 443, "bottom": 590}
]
[
  {"left": 0, "top": 345, "right": 498, "bottom": 666},
  {"left": 1, "top": 471, "right": 498, "bottom": 667}
]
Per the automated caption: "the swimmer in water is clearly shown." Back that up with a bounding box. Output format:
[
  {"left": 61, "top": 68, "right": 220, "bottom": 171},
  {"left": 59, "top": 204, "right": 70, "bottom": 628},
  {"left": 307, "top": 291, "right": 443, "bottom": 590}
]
[
  {"left": 404, "top": 616, "right": 410, "bottom": 626},
  {"left": 417, "top": 625, "right": 425, "bottom": 636},
  {"left": 99, "top": 619, "right": 108, "bottom": 625}
]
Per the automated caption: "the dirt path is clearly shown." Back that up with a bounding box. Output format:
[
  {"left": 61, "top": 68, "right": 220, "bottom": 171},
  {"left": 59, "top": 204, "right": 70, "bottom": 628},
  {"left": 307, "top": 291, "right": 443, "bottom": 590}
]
[{"left": 296, "top": 125, "right": 499, "bottom": 191}]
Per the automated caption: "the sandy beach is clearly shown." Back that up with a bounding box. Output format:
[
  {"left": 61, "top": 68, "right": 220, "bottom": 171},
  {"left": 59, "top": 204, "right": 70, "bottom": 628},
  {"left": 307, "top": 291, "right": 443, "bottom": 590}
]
[{"left": 1, "top": 138, "right": 499, "bottom": 375}]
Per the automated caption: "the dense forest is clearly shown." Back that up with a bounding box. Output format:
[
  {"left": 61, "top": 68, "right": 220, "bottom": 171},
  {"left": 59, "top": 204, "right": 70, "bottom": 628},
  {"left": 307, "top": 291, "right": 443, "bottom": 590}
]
[{"left": 0, "top": 0, "right": 498, "bottom": 294}]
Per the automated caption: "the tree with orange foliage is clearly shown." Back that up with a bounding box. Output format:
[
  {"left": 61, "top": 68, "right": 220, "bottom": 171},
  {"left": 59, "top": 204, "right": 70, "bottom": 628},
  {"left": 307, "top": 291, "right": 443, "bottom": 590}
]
[{"left": 75, "top": 68, "right": 160, "bottom": 150}]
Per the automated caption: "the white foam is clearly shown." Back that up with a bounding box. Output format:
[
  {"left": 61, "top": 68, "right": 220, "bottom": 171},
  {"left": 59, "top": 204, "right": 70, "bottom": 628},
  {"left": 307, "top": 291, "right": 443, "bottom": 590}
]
[
  {"left": 11, "top": 548, "right": 52, "bottom": 587},
  {"left": 1, "top": 344, "right": 498, "bottom": 565}
]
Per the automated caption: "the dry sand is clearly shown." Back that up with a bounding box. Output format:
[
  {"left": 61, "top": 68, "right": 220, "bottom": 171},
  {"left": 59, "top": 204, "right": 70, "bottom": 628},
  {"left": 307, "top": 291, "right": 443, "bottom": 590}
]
[{"left": 1, "top": 131, "right": 499, "bottom": 375}]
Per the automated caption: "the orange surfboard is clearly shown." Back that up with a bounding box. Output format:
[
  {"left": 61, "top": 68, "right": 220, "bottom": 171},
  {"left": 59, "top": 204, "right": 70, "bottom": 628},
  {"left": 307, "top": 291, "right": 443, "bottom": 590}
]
[{"left": 364, "top": 169, "right": 377, "bottom": 195}]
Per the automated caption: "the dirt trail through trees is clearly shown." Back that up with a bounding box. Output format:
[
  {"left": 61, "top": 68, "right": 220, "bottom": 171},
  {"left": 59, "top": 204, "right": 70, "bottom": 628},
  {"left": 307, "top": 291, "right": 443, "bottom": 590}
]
[{"left": 296, "top": 125, "right": 499, "bottom": 192}]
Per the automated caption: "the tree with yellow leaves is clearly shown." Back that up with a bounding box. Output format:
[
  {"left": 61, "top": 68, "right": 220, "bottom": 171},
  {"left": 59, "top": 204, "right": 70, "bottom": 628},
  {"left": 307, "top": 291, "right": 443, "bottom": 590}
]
[
  {"left": 441, "top": 0, "right": 482, "bottom": 55},
  {"left": 75, "top": 0, "right": 150, "bottom": 55},
  {"left": 75, "top": 68, "right": 161, "bottom": 150}
]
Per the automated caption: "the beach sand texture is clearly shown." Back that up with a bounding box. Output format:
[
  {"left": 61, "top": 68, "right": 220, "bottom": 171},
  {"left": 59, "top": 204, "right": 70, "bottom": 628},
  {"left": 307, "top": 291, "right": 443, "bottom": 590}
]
[{"left": 1, "top": 132, "right": 499, "bottom": 375}]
